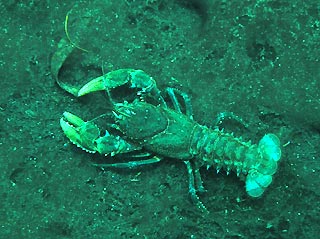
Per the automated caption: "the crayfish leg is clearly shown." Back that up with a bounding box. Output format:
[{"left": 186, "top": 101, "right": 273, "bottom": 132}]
[
  {"left": 92, "top": 156, "right": 162, "bottom": 169},
  {"left": 184, "top": 161, "right": 208, "bottom": 213}
]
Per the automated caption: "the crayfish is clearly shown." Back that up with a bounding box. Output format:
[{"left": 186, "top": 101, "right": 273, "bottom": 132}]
[{"left": 58, "top": 68, "right": 281, "bottom": 211}]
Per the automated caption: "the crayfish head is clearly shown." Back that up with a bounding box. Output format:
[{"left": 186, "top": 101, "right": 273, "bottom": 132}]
[{"left": 113, "top": 101, "right": 168, "bottom": 140}]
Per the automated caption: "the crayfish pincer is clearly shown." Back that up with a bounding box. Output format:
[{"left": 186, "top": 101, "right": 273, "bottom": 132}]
[{"left": 59, "top": 69, "right": 281, "bottom": 211}]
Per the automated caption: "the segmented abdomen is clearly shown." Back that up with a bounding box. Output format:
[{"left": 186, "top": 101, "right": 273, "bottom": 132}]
[
  {"left": 189, "top": 125, "right": 281, "bottom": 197},
  {"left": 190, "top": 126, "right": 254, "bottom": 173}
]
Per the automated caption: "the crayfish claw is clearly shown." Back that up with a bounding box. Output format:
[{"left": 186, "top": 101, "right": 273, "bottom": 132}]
[
  {"left": 60, "top": 111, "right": 100, "bottom": 153},
  {"left": 78, "top": 75, "right": 106, "bottom": 97},
  {"left": 60, "top": 117, "right": 83, "bottom": 149},
  {"left": 62, "top": 111, "right": 85, "bottom": 126}
]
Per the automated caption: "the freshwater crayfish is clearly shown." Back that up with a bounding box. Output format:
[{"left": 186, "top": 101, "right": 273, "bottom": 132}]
[{"left": 59, "top": 69, "right": 281, "bottom": 211}]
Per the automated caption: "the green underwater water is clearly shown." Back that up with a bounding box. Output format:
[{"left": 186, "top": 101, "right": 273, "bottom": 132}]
[{"left": 0, "top": 0, "right": 320, "bottom": 238}]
